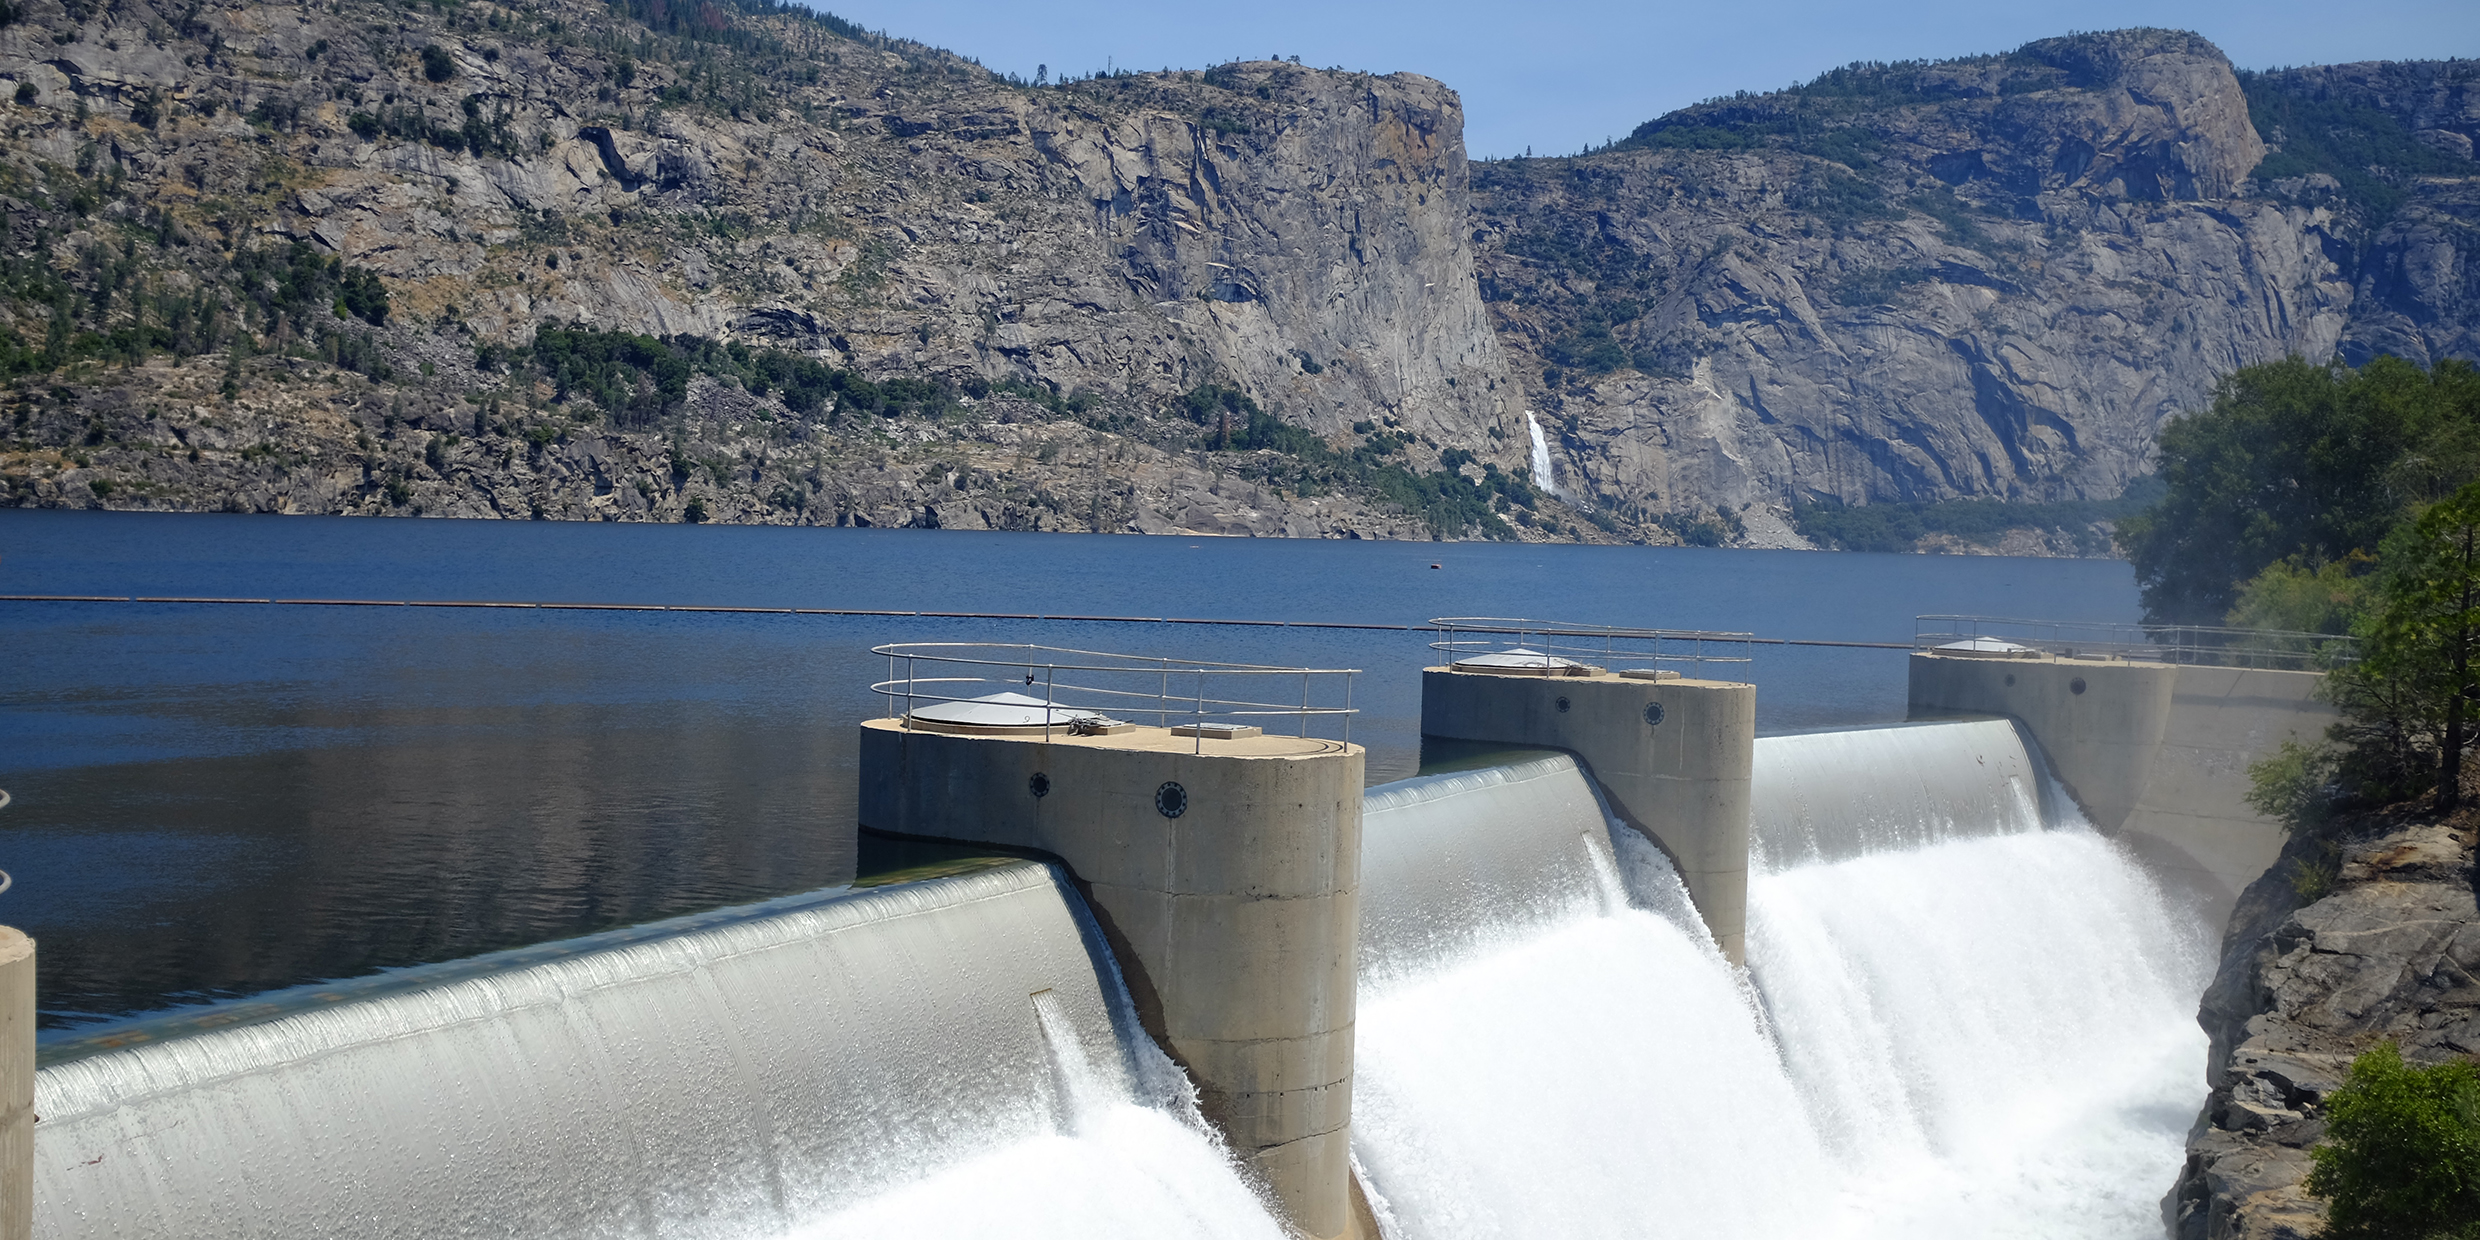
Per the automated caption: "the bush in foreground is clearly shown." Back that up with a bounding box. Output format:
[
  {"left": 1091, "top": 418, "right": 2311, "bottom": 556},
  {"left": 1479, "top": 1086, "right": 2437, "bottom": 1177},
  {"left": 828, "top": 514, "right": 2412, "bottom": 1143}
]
[{"left": 2307, "top": 1041, "right": 2480, "bottom": 1239}]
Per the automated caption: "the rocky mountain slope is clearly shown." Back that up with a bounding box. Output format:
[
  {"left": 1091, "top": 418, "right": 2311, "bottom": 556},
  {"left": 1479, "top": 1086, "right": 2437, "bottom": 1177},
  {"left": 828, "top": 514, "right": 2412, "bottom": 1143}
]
[
  {"left": 0, "top": 6, "right": 2471, "bottom": 547},
  {"left": 1475, "top": 31, "right": 2480, "bottom": 538},
  {"left": 0, "top": 0, "right": 1546, "bottom": 537},
  {"left": 2163, "top": 811, "right": 2479, "bottom": 1239}
]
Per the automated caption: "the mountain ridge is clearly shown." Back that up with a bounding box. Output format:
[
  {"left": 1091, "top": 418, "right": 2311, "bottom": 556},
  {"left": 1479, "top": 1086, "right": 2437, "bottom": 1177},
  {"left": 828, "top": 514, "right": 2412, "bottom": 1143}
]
[{"left": 0, "top": 3, "right": 2469, "bottom": 550}]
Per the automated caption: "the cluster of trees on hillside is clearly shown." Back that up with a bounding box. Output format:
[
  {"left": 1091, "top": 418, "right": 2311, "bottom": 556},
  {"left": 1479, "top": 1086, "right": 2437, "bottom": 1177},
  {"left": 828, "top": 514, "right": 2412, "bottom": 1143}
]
[
  {"left": 1794, "top": 484, "right": 2155, "bottom": 556},
  {"left": 2126, "top": 351, "right": 2480, "bottom": 1237},
  {"left": 2120, "top": 355, "right": 2480, "bottom": 809}
]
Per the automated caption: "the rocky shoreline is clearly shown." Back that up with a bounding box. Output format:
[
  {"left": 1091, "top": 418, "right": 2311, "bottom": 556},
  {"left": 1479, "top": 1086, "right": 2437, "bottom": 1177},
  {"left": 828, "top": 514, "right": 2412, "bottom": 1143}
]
[{"left": 2163, "top": 811, "right": 2480, "bottom": 1239}]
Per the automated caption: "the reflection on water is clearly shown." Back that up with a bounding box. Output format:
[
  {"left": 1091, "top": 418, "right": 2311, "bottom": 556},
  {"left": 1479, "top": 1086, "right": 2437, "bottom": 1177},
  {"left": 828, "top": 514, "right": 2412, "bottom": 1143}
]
[
  {"left": 12, "top": 711, "right": 855, "bottom": 1027},
  {"left": 0, "top": 509, "right": 2143, "bottom": 1032}
]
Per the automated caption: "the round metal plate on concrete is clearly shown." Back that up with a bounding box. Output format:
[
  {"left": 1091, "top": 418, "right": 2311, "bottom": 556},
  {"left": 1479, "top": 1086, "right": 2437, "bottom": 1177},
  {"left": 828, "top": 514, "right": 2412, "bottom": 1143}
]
[
  {"left": 1028, "top": 772, "right": 1050, "bottom": 798},
  {"left": 2071, "top": 677, "right": 2088, "bottom": 695},
  {"left": 905, "top": 691, "right": 1123, "bottom": 735},
  {"left": 1155, "top": 781, "right": 1188, "bottom": 819},
  {"left": 1934, "top": 637, "right": 2037, "bottom": 658},
  {"left": 1452, "top": 647, "right": 1588, "bottom": 676},
  {"left": 1645, "top": 702, "right": 1665, "bottom": 726},
  {"left": 1556, "top": 696, "right": 1571, "bottom": 713}
]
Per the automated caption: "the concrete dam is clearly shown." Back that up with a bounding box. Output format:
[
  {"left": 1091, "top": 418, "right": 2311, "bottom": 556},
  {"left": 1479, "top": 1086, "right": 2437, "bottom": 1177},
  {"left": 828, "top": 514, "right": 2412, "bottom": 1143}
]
[{"left": 14, "top": 622, "right": 2332, "bottom": 1239}]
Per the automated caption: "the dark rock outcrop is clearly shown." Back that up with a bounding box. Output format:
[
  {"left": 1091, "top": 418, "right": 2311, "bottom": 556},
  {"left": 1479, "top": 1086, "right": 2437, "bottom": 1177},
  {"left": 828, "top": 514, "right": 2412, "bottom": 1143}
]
[{"left": 2163, "top": 814, "right": 2480, "bottom": 1240}]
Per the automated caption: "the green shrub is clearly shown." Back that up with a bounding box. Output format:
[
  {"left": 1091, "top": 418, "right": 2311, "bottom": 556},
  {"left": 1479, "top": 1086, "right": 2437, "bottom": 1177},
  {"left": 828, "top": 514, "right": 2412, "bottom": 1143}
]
[
  {"left": 2289, "top": 849, "right": 2340, "bottom": 902},
  {"left": 2247, "top": 740, "right": 2339, "bottom": 837},
  {"left": 420, "top": 45, "right": 456, "bottom": 83},
  {"left": 1832, "top": 266, "right": 1937, "bottom": 306},
  {"left": 2307, "top": 1041, "right": 2480, "bottom": 1239}
]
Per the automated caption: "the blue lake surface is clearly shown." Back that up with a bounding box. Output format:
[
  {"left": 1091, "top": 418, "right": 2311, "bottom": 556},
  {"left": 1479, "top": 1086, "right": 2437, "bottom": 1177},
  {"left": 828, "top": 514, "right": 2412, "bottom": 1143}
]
[{"left": 0, "top": 509, "right": 2141, "bottom": 1030}]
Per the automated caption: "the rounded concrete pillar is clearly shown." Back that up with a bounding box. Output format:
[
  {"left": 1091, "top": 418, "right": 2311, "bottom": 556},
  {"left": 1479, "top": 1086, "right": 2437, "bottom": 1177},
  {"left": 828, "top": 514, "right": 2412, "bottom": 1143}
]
[
  {"left": 1, "top": 927, "right": 31, "bottom": 1240},
  {"left": 1419, "top": 667, "right": 1756, "bottom": 963},
  {"left": 859, "top": 720, "right": 1365, "bottom": 1240}
]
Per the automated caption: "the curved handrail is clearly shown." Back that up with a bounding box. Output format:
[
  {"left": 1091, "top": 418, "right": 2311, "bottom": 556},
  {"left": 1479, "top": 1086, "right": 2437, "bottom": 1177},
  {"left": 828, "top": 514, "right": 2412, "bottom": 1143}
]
[
  {"left": 871, "top": 642, "right": 1360, "bottom": 746},
  {"left": 1914, "top": 615, "right": 2355, "bottom": 668},
  {"left": 869, "top": 641, "right": 1360, "bottom": 675},
  {"left": 1428, "top": 617, "right": 1755, "bottom": 676}
]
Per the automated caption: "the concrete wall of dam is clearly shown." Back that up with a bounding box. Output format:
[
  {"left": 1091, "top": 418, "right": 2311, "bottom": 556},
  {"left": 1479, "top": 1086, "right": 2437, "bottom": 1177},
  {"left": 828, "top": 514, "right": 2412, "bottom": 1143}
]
[
  {"left": 1417, "top": 667, "right": 1756, "bottom": 964},
  {"left": 856, "top": 719, "right": 1368, "bottom": 1240},
  {"left": 2, "top": 927, "right": 29, "bottom": 1240},
  {"left": 1908, "top": 651, "right": 2336, "bottom": 916}
]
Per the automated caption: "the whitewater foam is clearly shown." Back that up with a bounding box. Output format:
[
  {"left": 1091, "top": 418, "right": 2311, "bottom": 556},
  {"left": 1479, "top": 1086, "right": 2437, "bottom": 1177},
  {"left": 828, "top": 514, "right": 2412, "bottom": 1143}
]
[
  {"left": 1353, "top": 739, "right": 2210, "bottom": 1240},
  {"left": 1750, "top": 828, "right": 2207, "bottom": 1238}
]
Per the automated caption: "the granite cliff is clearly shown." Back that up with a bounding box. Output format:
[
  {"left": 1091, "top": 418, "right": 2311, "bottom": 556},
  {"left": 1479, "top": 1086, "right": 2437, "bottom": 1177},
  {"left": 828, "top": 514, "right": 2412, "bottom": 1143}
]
[
  {"left": 0, "top": 0, "right": 1532, "bottom": 536},
  {"left": 1476, "top": 31, "right": 2479, "bottom": 543},
  {"left": 0, "top": 7, "right": 2473, "bottom": 547}
]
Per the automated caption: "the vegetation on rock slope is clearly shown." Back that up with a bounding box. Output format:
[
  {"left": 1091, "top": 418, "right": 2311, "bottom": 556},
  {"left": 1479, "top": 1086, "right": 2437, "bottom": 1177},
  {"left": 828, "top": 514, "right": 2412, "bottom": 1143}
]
[
  {"left": 2139, "top": 353, "right": 2480, "bottom": 1240},
  {"left": 0, "top": 0, "right": 1561, "bottom": 540}
]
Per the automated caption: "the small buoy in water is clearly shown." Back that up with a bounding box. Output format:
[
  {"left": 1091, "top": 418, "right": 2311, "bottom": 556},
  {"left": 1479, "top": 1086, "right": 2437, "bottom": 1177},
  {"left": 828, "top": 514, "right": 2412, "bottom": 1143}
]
[{"left": 1430, "top": 563, "right": 1442, "bottom": 569}]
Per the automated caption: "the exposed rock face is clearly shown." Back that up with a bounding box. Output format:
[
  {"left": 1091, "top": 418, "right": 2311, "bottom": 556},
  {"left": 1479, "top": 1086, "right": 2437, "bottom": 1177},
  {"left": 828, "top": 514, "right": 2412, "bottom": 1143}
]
[
  {"left": 1023, "top": 67, "right": 1516, "bottom": 447},
  {"left": 0, "top": 0, "right": 1549, "bottom": 537},
  {"left": 0, "top": 353, "right": 1443, "bottom": 536},
  {"left": 1469, "top": 30, "right": 2390, "bottom": 526},
  {"left": 0, "top": 8, "right": 2475, "bottom": 546},
  {"left": 1468, "top": 31, "right": 2480, "bottom": 540},
  {"left": 2163, "top": 814, "right": 2480, "bottom": 1240},
  {"left": 2261, "top": 60, "right": 2480, "bottom": 371}
]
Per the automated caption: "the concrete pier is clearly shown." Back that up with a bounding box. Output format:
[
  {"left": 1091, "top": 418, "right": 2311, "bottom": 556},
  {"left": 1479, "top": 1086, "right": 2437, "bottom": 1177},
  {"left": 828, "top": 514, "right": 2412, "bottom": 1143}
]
[
  {"left": 2, "top": 927, "right": 30, "bottom": 1240},
  {"left": 1910, "top": 650, "right": 2336, "bottom": 917},
  {"left": 1420, "top": 666, "right": 1757, "bottom": 963},
  {"left": 858, "top": 718, "right": 1366, "bottom": 1240}
]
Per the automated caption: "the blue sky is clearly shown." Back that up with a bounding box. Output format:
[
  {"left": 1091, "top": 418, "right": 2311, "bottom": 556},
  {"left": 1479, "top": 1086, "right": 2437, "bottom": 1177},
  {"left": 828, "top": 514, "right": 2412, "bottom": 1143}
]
[{"left": 812, "top": 0, "right": 2480, "bottom": 159}]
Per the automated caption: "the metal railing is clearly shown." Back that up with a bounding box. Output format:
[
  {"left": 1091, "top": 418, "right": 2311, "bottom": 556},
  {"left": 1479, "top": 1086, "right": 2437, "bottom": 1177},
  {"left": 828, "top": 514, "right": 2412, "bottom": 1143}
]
[
  {"left": 872, "top": 642, "right": 1359, "bottom": 750},
  {"left": 1428, "top": 617, "right": 1755, "bottom": 679},
  {"left": 1913, "top": 615, "right": 2356, "bottom": 669}
]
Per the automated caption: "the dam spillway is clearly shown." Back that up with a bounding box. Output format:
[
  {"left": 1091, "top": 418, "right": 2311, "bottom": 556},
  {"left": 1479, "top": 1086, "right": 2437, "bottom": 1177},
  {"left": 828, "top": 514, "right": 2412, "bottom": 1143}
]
[
  {"left": 32, "top": 864, "right": 1286, "bottom": 1240},
  {"left": 30, "top": 707, "right": 2216, "bottom": 1238},
  {"left": 1348, "top": 724, "right": 2208, "bottom": 1238},
  {"left": 1749, "top": 717, "right": 2051, "bottom": 867}
]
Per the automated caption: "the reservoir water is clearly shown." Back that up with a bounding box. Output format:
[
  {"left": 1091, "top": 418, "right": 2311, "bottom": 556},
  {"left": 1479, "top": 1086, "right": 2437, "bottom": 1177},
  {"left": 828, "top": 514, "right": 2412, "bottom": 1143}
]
[{"left": 0, "top": 507, "right": 2141, "bottom": 1031}]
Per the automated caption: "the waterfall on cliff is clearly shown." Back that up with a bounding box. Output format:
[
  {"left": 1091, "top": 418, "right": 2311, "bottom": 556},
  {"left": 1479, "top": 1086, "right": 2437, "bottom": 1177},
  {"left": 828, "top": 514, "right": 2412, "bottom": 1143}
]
[
  {"left": 34, "top": 865, "right": 1284, "bottom": 1240},
  {"left": 1525, "top": 411, "right": 1562, "bottom": 499},
  {"left": 1354, "top": 732, "right": 2207, "bottom": 1239}
]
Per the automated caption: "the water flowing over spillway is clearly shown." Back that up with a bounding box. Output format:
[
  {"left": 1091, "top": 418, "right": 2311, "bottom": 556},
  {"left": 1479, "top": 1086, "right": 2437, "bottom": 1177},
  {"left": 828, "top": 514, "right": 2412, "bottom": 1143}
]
[
  {"left": 1750, "top": 718, "right": 2052, "bottom": 867},
  {"left": 1354, "top": 754, "right": 1834, "bottom": 1237},
  {"left": 39, "top": 727, "right": 2209, "bottom": 1239},
  {"left": 34, "top": 864, "right": 1284, "bottom": 1240},
  {"left": 1355, "top": 732, "right": 2208, "bottom": 1239}
]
